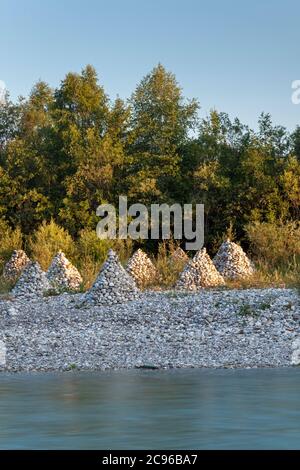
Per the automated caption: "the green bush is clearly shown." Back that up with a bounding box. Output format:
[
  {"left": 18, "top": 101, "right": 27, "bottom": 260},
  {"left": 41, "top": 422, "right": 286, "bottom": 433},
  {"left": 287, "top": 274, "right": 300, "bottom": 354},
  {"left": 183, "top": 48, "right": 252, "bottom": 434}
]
[
  {"left": 111, "top": 238, "right": 133, "bottom": 264},
  {"left": 76, "top": 228, "right": 112, "bottom": 264},
  {"left": 75, "top": 229, "right": 133, "bottom": 288},
  {"left": 75, "top": 229, "right": 112, "bottom": 288},
  {"left": 28, "top": 219, "right": 76, "bottom": 270},
  {"left": 245, "top": 220, "right": 300, "bottom": 270},
  {"left": 0, "top": 219, "right": 23, "bottom": 273}
]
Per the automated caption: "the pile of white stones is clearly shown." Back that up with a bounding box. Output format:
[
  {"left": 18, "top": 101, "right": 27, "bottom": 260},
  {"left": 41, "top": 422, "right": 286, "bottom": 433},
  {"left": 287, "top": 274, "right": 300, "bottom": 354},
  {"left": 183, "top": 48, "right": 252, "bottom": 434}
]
[
  {"left": 47, "top": 251, "right": 82, "bottom": 293},
  {"left": 213, "top": 239, "right": 255, "bottom": 280},
  {"left": 126, "top": 249, "right": 157, "bottom": 287},
  {"left": 12, "top": 261, "right": 50, "bottom": 298},
  {"left": 169, "top": 247, "right": 189, "bottom": 264},
  {"left": 176, "top": 248, "right": 225, "bottom": 290},
  {"left": 3, "top": 250, "right": 30, "bottom": 282},
  {"left": 83, "top": 249, "right": 139, "bottom": 306},
  {"left": 2, "top": 239, "right": 255, "bottom": 300}
]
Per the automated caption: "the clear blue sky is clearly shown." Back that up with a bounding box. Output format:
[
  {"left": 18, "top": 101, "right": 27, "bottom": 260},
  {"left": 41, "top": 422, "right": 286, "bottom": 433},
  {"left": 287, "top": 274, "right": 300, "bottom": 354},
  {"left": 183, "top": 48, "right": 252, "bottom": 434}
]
[{"left": 1, "top": 0, "right": 300, "bottom": 130}]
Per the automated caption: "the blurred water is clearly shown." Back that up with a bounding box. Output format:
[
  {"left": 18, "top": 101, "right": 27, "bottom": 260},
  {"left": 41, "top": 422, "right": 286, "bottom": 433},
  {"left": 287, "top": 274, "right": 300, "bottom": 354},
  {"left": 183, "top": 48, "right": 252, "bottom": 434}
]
[{"left": 0, "top": 369, "right": 299, "bottom": 449}]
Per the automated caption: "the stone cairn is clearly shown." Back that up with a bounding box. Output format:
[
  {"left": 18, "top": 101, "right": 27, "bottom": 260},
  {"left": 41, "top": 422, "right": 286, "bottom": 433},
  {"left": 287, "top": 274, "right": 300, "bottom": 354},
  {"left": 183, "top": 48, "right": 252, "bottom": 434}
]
[
  {"left": 83, "top": 249, "right": 139, "bottom": 306},
  {"left": 47, "top": 251, "right": 82, "bottom": 292},
  {"left": 126, "top": 249, "right": 157, "bottom": 288},
  {"left": 12, "top": 261, "right": 51, "bottom": 297},
  {"left": 169, "top": 246, "right": 189, "bottom": 264},
  {"left": 3, "top": 250, "right": 30, "bottom": 282},
  {"left": 176, "top": 248, "right": 225, "bottom": 291},
  {"left": 213, "top": 239, "right": 255, "bottom": 280}
]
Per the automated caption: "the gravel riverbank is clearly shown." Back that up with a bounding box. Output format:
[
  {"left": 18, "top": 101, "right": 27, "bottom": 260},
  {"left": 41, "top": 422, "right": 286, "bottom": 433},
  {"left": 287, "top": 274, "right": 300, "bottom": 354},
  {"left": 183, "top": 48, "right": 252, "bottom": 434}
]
[{"left": 0, "top": 288, "right": 299, "bottom": 372}]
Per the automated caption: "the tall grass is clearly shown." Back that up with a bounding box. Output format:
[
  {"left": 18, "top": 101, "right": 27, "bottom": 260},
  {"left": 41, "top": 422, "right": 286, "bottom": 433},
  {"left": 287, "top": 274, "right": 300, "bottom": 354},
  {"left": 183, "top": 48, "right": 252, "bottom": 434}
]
[
  {"left": 245, "top": 220, "right": 300, "bottom": 288},
  {"left": 152, "top": 240, "right": 188, "bottom": 289},
  {"left": 0, "top": 218, "right": 299, "bottom": 294}
]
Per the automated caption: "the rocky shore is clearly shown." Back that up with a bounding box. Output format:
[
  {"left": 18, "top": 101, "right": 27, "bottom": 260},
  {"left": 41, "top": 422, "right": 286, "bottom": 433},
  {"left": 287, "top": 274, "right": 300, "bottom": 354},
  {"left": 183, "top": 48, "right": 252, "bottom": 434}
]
[{"left": 0, "top": 288, "right": 299, "bottom": 372}]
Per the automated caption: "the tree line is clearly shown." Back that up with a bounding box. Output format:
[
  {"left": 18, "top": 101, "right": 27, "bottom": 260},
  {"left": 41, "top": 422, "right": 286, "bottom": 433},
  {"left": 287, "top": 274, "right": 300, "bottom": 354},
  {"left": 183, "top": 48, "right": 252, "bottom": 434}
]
[{"left": 0, "top": 64, "right": 299, "bottom": 253}]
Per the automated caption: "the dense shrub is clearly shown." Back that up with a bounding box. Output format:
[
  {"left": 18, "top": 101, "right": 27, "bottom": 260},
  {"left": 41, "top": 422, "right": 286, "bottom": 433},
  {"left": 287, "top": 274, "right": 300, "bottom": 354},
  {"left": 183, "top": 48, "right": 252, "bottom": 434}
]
[
  {"left": 75, "top": 229, "right": 112, "bottom": 288},
  {"left": 28, "top": 220, "right": 76, "bottom": 270},
  {"left": 0, "top": 219, "right": 23, "bottom": 273},
  {"left": 245, "top": 221, "right": 300, "bottom": 270}
]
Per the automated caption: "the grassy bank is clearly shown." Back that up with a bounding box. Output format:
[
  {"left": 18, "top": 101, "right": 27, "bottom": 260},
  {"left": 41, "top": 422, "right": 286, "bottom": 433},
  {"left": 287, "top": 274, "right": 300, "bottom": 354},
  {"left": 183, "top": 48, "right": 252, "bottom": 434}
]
[{"left": 0, "top": 219, "right": 299, "bottom": 293}]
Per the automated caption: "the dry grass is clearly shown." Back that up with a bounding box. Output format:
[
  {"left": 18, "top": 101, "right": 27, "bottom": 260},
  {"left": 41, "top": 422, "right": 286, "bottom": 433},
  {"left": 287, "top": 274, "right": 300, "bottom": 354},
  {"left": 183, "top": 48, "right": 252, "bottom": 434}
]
[
  {"left": 224, "top": 220, "right": 300, "bottom": 290},
  {"left": 0, "top": 218, "right": 298, "bottom": 293},
  {"left": 150, "top": 241, "right": 188, "bottom": 289},
  {"left": 245, "top": 220, "right": 300, "bottom": 270},
  {"left": 77, "top": 256, "right": 103, "bottom": 290},
  {"left": 225, "top": 260, "right": 300, "bottom": 290}
]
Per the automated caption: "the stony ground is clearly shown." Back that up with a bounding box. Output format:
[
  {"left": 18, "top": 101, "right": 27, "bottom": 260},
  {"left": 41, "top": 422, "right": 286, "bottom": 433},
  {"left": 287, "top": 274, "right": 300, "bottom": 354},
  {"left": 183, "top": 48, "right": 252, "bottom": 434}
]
[{"left": 0, "top": 288, "right": 299, "bottom": 372}]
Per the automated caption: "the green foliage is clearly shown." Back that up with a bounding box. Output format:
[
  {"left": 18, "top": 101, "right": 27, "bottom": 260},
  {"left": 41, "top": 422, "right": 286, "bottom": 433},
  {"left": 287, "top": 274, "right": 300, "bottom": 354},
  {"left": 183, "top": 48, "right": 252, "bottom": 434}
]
[
  {"left": 74, "top": 229, "right": 132, "bottom": 288},
  {"left": 238, "top": 304, "right": 258, "bottom": 317},
  {"left": 77, "top": 228, "right": 111, "bottom": 263},
  {"left": 0, "top": 219, "right": 23, "bottom": 272},
  {"left": 75, "top": 228, "right": 112, "bottom": 288},
  {"left": 245, "top": 220, "right": 300, "bottom": 270},
  {"left": 126, "top": 64, "right": 199, "bottom": 205},
  {"left": 0, "top": 63, "right": 299, "bottom": 276},
  {"left": 59, "top": 134, "right": 125, "bottom": 235},
  {"left": 28, "top": 219, "right": 76, "bottom": 270}
]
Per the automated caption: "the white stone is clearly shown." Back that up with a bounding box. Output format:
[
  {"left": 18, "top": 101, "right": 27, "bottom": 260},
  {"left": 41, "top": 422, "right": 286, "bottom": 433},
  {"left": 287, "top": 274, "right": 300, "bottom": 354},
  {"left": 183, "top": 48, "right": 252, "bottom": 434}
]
[
  {"left": 12, "top": 261, "right": 51, "bottom": 298},
  {"left": 47, "top": 251, "right": 82, "bottom": 292},
  {"left": 176, "top": 248, "right": 225, "bottom": 290},
  {"left": 0, "top": 340, "right": 6, "bottom": 366},
  {"left": 126, "top": 249, "right": 157, "bottom": 287},
  {"left": 3, "top": 250, "right": 30, "bottom": 281},
  {"left": 213, "top": 239, "right": 254, "bottom": 280},
  {"left": 84, "top": 249, "right": 139, "bottom": 306}
]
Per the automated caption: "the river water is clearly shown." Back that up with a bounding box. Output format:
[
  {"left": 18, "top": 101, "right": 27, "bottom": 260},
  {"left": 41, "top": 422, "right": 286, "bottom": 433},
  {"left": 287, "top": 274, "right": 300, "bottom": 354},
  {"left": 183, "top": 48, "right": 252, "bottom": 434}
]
[{"left": 0, "top": 369, "right": 299, "bottom": 449}]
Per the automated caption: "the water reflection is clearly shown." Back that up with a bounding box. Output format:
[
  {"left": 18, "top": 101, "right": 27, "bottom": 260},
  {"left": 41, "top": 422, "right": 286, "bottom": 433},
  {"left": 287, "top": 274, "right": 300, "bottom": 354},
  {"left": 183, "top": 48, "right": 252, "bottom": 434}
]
[{"left": 0, "top": 369, "right": 299, "bottom": 449}]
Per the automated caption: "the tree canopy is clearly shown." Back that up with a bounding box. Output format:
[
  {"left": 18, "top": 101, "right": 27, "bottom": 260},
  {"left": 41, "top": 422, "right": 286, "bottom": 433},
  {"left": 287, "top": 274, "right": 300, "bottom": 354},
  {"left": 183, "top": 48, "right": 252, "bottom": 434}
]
[{"left": 0, "top": 64, "right": 299, "bottom": 250}]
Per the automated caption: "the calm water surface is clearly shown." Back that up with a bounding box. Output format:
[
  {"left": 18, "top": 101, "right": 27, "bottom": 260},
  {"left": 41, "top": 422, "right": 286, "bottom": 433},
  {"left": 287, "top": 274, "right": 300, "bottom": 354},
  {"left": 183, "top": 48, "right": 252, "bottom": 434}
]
[{"left": 0, "top": 369, "right": 299, "bottom": 449}]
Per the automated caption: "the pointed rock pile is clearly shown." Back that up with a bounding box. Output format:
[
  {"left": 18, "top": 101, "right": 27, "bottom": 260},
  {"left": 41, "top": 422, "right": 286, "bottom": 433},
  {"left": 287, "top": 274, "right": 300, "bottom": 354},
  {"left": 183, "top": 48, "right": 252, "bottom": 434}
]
[
  {"left": 3, "top": 250, "right": 30, "bottom": 282},
  {"left": 176, "top": 248, "right": 225, "bottom": 290},
  {"left": 213, "top": 239, "right": 255, "bottom": 280},
  {"left": 126, "top": 249, "right": 157, "bottom": 287},
  {"left": 84, "top": 249, "right": 139, "bottom": 305},
  {"left": 12, "top": 261, "right": 50, "bottom": 297},
  {"left": 170, "top": 247, "right": 189, "bottom": 264},
  {"left": 47, "top": 251, "right": 82, "bottom": 292}
]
